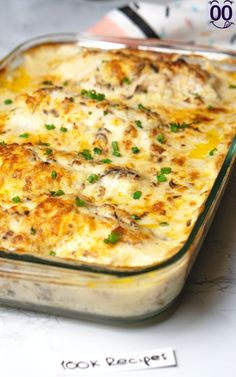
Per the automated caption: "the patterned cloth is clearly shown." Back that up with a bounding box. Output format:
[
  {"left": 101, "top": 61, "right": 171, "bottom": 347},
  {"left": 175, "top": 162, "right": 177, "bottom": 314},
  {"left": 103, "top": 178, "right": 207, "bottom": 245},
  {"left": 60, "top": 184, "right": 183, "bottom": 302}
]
[{"left": 89, "top": 0, "right": 236, "bottom": 50}]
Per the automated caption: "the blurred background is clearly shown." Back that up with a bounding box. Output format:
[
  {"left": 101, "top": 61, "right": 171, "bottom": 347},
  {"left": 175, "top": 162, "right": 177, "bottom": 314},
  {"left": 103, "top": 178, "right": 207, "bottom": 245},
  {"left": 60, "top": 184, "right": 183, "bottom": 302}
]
[{"left": 0, "top": 0, "right": 170, "bottom": 58}]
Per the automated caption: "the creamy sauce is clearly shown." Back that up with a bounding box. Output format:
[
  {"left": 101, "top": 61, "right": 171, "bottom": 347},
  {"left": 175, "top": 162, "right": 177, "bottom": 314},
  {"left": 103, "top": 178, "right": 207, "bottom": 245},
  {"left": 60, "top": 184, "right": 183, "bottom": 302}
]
[{"left": 0, "top": 44, "right": 235, "bottom": 267}]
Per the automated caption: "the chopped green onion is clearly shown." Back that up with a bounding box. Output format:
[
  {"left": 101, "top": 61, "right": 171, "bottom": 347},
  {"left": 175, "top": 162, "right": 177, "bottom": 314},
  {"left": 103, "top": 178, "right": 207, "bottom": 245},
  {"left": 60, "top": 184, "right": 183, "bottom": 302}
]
[
  {"left": 4, "top": 99, "right": 13, "bottom": 105},
  {"left": 30, "top": 227, "right": 37, "bottom": 235},
  {"left": 88, "top": 111, "right": 93, "bottom": 115},
  {"left": 60, "top": 127, "right": 67, "bottom": 132},
  {"left": 207, "top": 105, "right": 214, "bottom": 110},
  {"left": 75, "top": 197, "right": 86, "bottom": 207},
  {"left": 156, "top": 134, "right": 165, "bottom": 144},
  {"left": 93, "top": 147, "right": 102, "bottom": 155},
  {"left": 81, "top": 89, "right": 105, "bottom": 101},
  {"left": 42, "top": 80, "right": 53, "bottom": 85},
  {"left": 12, "top": 196, "right": 21, "bottom": 203},
  {"left": 131, "top": 146, "right": 140, "bottom": 154},
  {"left": 45, "top": 124, "right": 56, "bottom": 131},
  {"left": 192, "top": 92, "right": 201, "bottom": 99},
  {"left": 170, "top": 122, "right": 189, "bottom": 133},
  {"left": 51, "top": 171, "right": 57, "bottom": 179},
  {"left": 112, "top": 141, "right": 121, "bottom": 157},
  {"left": 123, "top": 77, "right": 131, "bottom": 85},
  {"left": 81, "top": 149, "right": 93, "bottom": 160},
  {"left": 101, "top": 158, "right": 112, "bottom": 164},
  {"left": 135, "top": 120, "right": 143, "bottom": 129},
  {"left": 63, "top": 80, "right": 69, "bottom": 86},
  {"left": 104, "top": 231, "right": 121, "bottom": 244},
  {"left": 112, "top": 141, "right": 119, "bottom": 151},
  {"left": 132, "top": 191, "right": 142, "bottom": 200},
  {"left": 49, "top": 250, "right": 56, "bottom": 256},
  {"left": 157, "top": 174, "right": 167, "bottom": 183},
  {"left": 50, "top": 190, "right": 65, "bottom": 197},
  {"left": 161, "top": 167, "right": 172, "bottom": 174},
  {"left": 160, "top": 222, "right": 169, "bottom": 226},
  {"left": 170, "top": 123, "right": 179, "bottom": 133},
  {"left": 38, "top": 141, "right": 50, "bottom": 146},
  {"left": 45, "top": 148, "right": 53, "bottom": 156},
  {"left": 209, "top": 148, "right": 217, "bottom": 156},
  {"left": 229, "top": 84, "right": 236, "bottom": 89},
  {"left": 131, "top": 214, "right": 141, "bottom": 220},
  {"left": 138, "top": 103, "right": 146, "bottom": 110},
  {"left": 19, "top": 133, "right": 29, "bottom": 138},
  {"left": 0, "top": 141, "right": 6, "bottom": 146},
  {"left": 87, "top": 174, "right": 99, "bottom": 184},
  {"left": 103, "top": 110, "right": 108, "bottom": 116},
  {"left": 113, "top": 151, "right": 121, "bottom": 157}
]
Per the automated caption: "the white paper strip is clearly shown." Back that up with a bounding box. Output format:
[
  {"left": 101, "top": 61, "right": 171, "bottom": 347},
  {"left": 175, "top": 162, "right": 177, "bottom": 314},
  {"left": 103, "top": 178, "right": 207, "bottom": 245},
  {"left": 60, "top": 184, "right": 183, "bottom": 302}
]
[{"left": 58, "top": 347, "right": 177, "bottom": 375}]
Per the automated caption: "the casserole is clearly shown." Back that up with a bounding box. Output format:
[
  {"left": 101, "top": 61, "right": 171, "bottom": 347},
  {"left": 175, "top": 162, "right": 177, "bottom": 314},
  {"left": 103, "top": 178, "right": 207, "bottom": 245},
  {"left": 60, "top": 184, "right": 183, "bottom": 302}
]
[{"left": 0, "top": 34, "right": 235, "bottom": 322}]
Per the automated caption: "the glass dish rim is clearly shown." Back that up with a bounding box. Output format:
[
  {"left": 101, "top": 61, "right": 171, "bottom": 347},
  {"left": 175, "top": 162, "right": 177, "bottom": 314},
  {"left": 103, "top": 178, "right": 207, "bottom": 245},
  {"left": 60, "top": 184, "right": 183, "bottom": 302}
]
[{"left": 0, "top": 32, "right": 235, "bottom": 277}]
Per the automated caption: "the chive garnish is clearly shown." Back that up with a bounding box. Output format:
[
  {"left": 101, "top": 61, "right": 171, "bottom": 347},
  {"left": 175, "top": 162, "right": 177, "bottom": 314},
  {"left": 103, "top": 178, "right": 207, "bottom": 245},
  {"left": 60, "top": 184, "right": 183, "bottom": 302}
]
[
  {"left": 157, "top": 134, "right": 165, "bottom": 144},
  {"left": 112, "top": 141, "right": 121, "bottom": 157},
  {"left": 135, "top": 120, "right": 143, "bottom": 129},
  {"left": 12, "top": 196, "right": 21, "bottom": 203},
  {"left": 81, "top": 149, "right": 93, "bottom": 160},
  {"left": 30, "top": 227, "right": 37, "bottom": 235},
  {"left": 104, "top": 231, "right": 121, "bottom": 244},
  {"left": 160, "top": 167, "right": 172, "bottom": 174},
  {"left": 75, "top": 197, "right": 86, "bottom": 207},
  {"left": 19, "top": 133, "right": 29, "bottom": 138},
  {"left": 4, "top": 99, "right": 13, "bottom": 105},
  {"left": 131, "top": 214, "right": 141, "bottom": 220},
  {"left": 170, "top": 124, "right": 179, "bottom": 133},
  {"left": 60, "top": 127, "right": 68, "bottom": 132},
  {"left": 51, "top": 171, "right": 57, "bottom": 179},
  {"left": 45, "top": 148, "right": 53, "bottom": 156},
  {"left": 138, "top": 103, "right": 146, "bottom": 110},
  {"left": 49, "top": 251, "right": 56, "bottom": 256},
  {"left": 101, "top": 159, "right": 112, "bottom": 164},
  {"left": 42, "top": 80, "right": 53, "bottom": 85},
  {"left": 209, "top": 148, "right": 217, "bottom": 156},
  {"left": 45, "top": 124, "right": 56, "bottom": 130},
  {"left": 38, "top": 141, "right": 50, "bottom": 146},
  {"left": 87, "top": 174, "right": 99, "bottom": 184},
  {"left": 50, "top": 190, "right": 65, "bottom": 197},
  {"left": 81, "top": 89, "right": 105, "bottom": 101},
  {"left": 192, "top": 92, "right": 201, "bottom": 99},
  {"left": 157, "top": 174, "right": 167, "bottom": 183},
  {"left": 123, "top": 77, "right": 131, "bottom": 85},
  {"left": 131, "top": 146, "right": 140, "bottom": 154},
  {"left": 170, "top": 122, "right": 189, "bottom": 133},
  {"left": 93, "top": 147, "right": 102, "bottom": 155},
  {"left": 132, "top": 191, "right": 142, "bottom": 200}
]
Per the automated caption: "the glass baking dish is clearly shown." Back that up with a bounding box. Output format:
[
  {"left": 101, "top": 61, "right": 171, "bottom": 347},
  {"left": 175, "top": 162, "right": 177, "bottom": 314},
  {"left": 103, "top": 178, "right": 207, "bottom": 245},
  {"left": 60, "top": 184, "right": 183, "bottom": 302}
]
[{"left": 0, "top": 33, "right": 235, "bottom": 323}]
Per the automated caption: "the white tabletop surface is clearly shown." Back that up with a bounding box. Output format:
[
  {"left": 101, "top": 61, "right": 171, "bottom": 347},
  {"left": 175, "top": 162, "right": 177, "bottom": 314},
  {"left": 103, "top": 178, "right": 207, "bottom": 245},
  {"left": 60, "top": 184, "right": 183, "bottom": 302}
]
[{"left": 0, "top": 1, "right": 236, "bottom": 376}]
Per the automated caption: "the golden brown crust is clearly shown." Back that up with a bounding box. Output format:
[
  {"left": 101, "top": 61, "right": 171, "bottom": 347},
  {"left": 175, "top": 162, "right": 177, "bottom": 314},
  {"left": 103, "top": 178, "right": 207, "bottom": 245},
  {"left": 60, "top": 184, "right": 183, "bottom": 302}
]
[{"left": 0, "top": 43, "right": 235, "bottom": 267}]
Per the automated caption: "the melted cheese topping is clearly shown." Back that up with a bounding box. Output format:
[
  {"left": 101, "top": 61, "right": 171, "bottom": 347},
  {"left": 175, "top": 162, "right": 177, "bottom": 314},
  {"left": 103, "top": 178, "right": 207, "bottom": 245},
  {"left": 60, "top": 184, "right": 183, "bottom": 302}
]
[{"left": 0, "top": 44, "right": 235, "bottom": 268}]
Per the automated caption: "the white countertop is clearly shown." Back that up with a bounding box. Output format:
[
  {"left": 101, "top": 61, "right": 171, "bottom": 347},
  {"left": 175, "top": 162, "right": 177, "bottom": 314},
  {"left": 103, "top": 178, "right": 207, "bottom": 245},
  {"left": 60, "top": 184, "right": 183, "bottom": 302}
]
[{"left": 0, "top": 1, "right": 236, "bottom": 376}]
